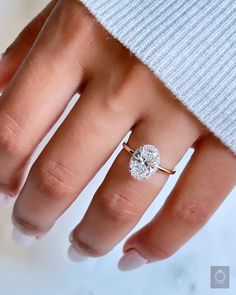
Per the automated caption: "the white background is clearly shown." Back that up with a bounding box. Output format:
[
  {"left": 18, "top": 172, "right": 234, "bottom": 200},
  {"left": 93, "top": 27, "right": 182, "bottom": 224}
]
[{"left": 0, "top": 1, "right": 235, "bottom": 294}]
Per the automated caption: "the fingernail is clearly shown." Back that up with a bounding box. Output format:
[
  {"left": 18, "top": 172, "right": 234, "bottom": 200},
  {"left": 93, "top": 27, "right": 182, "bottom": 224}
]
[
  {"left": 0, "top": 52, "right": 6, "bottom": 63},
  {"left": 12, "top": 227, "right": 36, "bottom": 246},
  {"left": 67, "top": 244, "right": 90, "bottom": 263},
  {"left": 0, "top": 192, "right": 11, "bottom": 207},
  {"left": 69, "top": 230, "right": 73, "bottom": 243},
  {"left": 118, "top": 249, "right": 148, "bottom": 271}
]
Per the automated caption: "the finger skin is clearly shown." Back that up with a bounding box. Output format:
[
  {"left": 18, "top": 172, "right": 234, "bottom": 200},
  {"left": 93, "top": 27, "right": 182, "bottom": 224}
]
[
  {"left": 122, "top": 135, "right": 236, "bottom": 263},
  {"left": 0, "top": 0, "right": 87, "bottom": 195},
  {"left": 0, "top": 0, "right": 57, "bottom": 91},
  {"left": 11, "top": 0, "right": 147, "bottom": 238},
  {"left": 12, "top": 79, "right": 135, "bottom": 237},
  {"left": 69, "top": 82, "right": 203, "bottom": 257}
]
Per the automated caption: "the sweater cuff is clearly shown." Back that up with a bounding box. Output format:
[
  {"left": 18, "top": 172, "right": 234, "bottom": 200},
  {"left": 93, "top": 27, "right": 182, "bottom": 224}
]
[{"left": 79, "top": 0, "right": 236, "bottom": 154}]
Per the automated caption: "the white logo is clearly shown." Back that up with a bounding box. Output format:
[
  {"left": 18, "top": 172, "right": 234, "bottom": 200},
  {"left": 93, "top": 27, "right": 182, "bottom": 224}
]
[{"left": 214, "top": 269, "right": 226, "bottom": 284}]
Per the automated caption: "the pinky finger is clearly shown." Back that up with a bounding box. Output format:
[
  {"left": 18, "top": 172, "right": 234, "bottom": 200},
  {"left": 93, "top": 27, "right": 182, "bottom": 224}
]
[
  {"left": 119, "top": 135, "right": 236, "bottom": 271},
  {"left": 0, "top": 0, "right": 57, "bottom": 91}
]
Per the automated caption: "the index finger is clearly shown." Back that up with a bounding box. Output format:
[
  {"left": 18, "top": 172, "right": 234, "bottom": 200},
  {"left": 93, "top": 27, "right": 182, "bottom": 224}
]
[{"left": 0, "top": 0, "right": 86, "bottom": 198}]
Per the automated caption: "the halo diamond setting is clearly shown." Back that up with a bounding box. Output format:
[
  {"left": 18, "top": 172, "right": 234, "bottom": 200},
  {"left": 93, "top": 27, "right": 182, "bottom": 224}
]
[{"left": 129, "top": 144, "right": 160, "bottom": 180}]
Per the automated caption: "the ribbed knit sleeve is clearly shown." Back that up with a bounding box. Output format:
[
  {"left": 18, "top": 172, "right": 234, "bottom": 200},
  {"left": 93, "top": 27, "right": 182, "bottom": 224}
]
[{"left": 79, "top": 0, "right": 236, "bottom": 154}]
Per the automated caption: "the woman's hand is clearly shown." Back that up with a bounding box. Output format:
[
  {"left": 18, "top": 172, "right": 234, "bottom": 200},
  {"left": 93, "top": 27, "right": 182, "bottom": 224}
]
[{"left": 0, "top": 0, "right": 235, "bottom": 271}]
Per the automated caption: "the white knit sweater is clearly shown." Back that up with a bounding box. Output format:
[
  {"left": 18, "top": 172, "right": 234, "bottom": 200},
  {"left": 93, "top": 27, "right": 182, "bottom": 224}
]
[{"left": 79, "top": 0, "right": 236, "bottom": 155}]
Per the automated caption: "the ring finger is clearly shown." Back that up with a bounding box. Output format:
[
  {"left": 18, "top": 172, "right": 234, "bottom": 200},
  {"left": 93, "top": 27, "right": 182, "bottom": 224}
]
[{"left": 68, "top": 108, "right": 203, "bottom": 260}]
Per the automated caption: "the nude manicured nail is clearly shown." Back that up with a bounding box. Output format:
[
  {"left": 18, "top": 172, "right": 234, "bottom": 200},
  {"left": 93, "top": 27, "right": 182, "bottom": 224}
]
[
  {"left": 118, "top": 249, "right": 148, "bottom": 271},
  {"left": 12, "top": 227, "right": 36, "bottom": 246},
  {"left": 69, "top": 231, "right": 73, "bottom": 243},
  {"left": 67, "top": 244, "right": 89, "bottom": 262},
  {"left": 0, "top": 192, "right": 11, "bottom": 207},
  {"left": 0, "top": 52, "right": 5, "bottom": 63}
]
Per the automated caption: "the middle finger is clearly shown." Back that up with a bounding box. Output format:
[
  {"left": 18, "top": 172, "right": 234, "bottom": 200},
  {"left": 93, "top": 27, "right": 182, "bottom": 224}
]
[{"left": 12, "top": 78, "right": 138, "bottom": 240}]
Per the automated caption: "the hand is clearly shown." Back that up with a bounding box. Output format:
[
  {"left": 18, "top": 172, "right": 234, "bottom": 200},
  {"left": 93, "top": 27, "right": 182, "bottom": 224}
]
[{"left": 0, "top": 0, "right": 235, "bottom": 271}]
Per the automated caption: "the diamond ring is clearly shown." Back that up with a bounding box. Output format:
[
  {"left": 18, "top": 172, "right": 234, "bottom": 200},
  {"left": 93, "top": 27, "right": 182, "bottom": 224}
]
[{"left": 123, "top": 142, "right": 176, "bottom": 180}]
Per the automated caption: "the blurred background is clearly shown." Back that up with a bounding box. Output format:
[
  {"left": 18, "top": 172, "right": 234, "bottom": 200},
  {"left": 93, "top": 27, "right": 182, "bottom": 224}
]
[{"left": 0, "top": 1, "right": 235, "bottom": 294}]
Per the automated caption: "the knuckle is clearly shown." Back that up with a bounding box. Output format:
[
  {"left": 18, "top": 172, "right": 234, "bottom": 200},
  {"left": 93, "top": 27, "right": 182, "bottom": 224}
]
[
  {"left": 171, "top": 199, "right": 210, "bottom": 228},
  {"left": 61, "top": 0, "right": 97, "bottom": 28},
  {"left": 0, "top": 111, "right": 26, "bottom": 155},
  {"left": 73, "top": 236, "right": 106, "bottom": 257},
  {"left": 102, "top": 94, "right": 126, "bottom": 114},
  {"left": 98, "top": 190, "right": 139, "bottom": 223},
  {"left": 49, "top": 0, "right": 97, "bottom": 73},
  {"left": 33, "top": 159, "right": 75, "bottom": 200},
  {"left": 99, "top": 70, "right": 138, "bottom": 116},
  {"left": 13, "top": 215, "right": 44, "bottom": 236},
  {"left": 58, "top": 0, "right": 98, "bottom": 40}
]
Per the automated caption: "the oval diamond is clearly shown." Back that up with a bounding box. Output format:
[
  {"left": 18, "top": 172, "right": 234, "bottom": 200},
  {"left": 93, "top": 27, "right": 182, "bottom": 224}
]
[{"left": 129, "top": 144, "right": 160, "bottom": 180}]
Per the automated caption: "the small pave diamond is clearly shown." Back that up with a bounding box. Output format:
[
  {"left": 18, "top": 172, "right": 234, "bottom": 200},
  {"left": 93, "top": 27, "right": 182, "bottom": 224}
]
[{"left": 129, "top": 144, "right": 160, "bottom": 180}]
